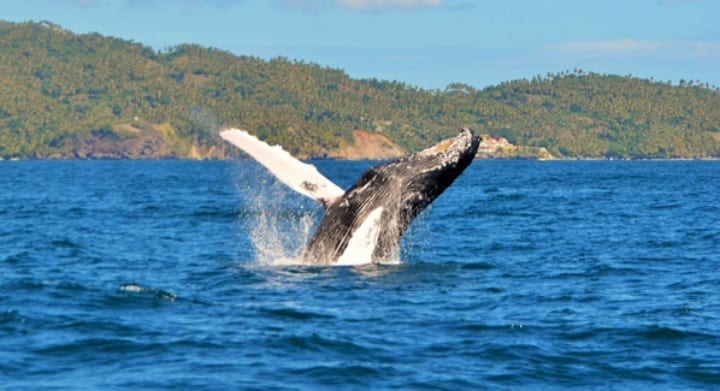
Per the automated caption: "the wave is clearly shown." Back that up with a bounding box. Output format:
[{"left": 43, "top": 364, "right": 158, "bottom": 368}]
[
  {"left": 258, "top": 307, "right": 335, "bottom": 321},
  {"left": 120, "top": 283, "right": 178, "bottom": 301}
]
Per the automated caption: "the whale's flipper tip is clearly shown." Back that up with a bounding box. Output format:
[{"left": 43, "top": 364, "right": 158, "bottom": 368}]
[{"left": 220, "top": 128, "right": 344, "bottom": 206}]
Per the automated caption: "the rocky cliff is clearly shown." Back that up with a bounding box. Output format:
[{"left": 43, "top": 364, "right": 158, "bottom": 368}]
[{"left": 327, "top": 130, "right": 406, "bottom": 160}]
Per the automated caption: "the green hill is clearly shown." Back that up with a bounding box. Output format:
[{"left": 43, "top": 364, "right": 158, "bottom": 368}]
[{"left": 1, "top": 20, "right": 719, "bottom": 159}]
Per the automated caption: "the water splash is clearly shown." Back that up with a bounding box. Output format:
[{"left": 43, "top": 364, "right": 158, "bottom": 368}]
[
  {"left": 241, "top": 170, "right": 319, "bottom": 266},
  {"left": 250, "top": 202, "right": 316, "bottom": 266}
]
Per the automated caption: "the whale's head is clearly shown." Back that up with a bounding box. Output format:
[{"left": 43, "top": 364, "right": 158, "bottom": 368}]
[
  {"left": 342, "top": 128, "right": 480, "bottom": 230},
  {"left": 392, "top": 127, "right": 481, "bottom": 221}
]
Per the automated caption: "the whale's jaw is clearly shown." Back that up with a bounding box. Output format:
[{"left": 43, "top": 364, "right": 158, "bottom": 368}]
[{"left": 303, "top": 128, "right": 481, "bottom": 265}]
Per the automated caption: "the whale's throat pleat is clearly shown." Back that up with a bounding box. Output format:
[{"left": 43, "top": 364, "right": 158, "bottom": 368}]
[{"left": 335, "top": 207, "right": 384, "bottom": 266}]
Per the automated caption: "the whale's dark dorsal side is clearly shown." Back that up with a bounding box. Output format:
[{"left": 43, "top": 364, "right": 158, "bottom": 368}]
[{"left": 220, "top": 128, "right": 480, "bottom": 265}]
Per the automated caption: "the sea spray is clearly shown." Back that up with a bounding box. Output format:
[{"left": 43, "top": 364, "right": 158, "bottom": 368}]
[
  {"left": 240, "top": 167, "right": 320, "bottom": 265},
  {"left": 250, "top": 199, "right": 316, "bottom": 265}
]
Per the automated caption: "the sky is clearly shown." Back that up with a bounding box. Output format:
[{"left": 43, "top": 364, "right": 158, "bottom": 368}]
[{"left": 3, "top": 0, "right": 720, "bottom": 89}]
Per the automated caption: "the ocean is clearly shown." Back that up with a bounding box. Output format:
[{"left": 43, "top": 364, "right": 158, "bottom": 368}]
[{"left": 1, "top": 160, "right": 719, "bottom": 389}]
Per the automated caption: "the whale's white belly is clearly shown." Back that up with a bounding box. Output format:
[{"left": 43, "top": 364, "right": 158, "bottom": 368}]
[{"left": 334, "top": 207, "right": 384, "bottom": 266}]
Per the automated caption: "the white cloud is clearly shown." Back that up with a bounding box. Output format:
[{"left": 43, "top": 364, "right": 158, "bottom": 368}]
[
  {"left": 336, "top": 0, "right": 443, "bottom": 10},
  {"left": 275, "top": 0, "right": 444, "bottom": 11}
]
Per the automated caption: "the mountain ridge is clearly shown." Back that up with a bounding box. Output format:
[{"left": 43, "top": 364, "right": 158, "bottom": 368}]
[{"left": 1, "top": 20, "right": 719, "bottom": 160}]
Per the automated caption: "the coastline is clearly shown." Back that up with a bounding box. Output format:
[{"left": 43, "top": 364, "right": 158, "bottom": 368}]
[{"left": 2, "top": 155, "right": 719, "bottom": 162}]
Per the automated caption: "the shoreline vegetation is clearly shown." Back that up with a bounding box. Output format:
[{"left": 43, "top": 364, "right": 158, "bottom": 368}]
[{"left": 1, "top": 20, "right": 719, "bottom": 161}]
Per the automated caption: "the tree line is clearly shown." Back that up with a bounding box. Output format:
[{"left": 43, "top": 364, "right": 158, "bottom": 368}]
[{"left": 1, "top": 20, "right": 719, "bottom": 159}]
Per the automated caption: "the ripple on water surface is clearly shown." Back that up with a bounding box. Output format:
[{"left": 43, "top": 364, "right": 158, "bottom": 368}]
[{"left": 1, "top": 160, "right": 719, "bottom": 389}]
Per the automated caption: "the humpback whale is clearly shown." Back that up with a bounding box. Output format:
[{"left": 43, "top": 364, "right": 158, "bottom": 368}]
[{"left": 220, "top": 127, "right": 480, "bottom": 265}]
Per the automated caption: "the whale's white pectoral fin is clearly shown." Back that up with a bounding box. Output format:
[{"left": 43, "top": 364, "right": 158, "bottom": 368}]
[{"left": 220, "top": 128, "right": 345, "bottom": 206}]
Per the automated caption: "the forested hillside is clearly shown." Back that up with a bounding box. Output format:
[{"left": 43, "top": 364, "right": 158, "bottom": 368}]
[{"left": 1, "top": 20, "right": 719, "bottom": 159}]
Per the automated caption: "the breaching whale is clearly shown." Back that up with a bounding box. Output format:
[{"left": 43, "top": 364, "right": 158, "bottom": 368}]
[{"left": 220, "top": 127, "right": 480, "bottom": 265}]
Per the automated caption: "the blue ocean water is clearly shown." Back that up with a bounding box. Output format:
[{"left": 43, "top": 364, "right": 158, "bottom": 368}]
[{"left": 1, "top": 160, "right": 719, "bottom": 389}]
